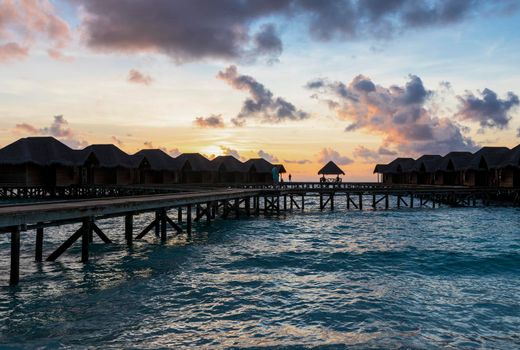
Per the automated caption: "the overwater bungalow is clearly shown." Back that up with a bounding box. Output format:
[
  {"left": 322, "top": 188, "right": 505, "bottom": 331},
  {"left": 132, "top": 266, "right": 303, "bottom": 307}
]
[
  {"left": 412, "top": 155, "right": 443, "bottom": 185},
  {"left": 134, "top": 149, "right": 180, "bottom": 184},
  {"left": 80, "top": 144, "right": 139, "bottom": 185},
  {"left": 434, "top": 152, "right": 473, "bottom": 186},
  {"left": 378, "top": 158, "right": 415, "bottom": 184},
  {"left": 0, "top": 137, "right": 87, "bottom": 187},
  {"left": 210, "top": 155, "right": 247, "bottom": 184},
  {"left": 274, "top": 164, "right": 287, "bottom": 181},
  {"left": 498, "top": 145, "right": 520, "bottom": 187},
  {"left": 244, "top": 158, "right": 274, "bottom": 183},
  {"left": 175, "top": 153, "right": 213, "bottom": 183},
  {"left": 318, "top": 161, "right": 345, "bottom": 182},
  {"left": 462, "top": 147, "right": 510, "bottom": 187}
]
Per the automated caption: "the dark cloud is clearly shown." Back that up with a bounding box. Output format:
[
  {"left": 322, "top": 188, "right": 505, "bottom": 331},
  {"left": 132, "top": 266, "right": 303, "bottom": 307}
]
[
  {"left": 218, "top": 65, "right": 309, "bottom": 126},
  {"left": 284, "top": 159, "right": 312, "bottom": 164},
  {"left": 76, "top": 0, "right": 287, "bottom": 63},
  {"left": 316, "top": 148, "right": 353, "bottom": 165},
  {"left": 456, "top": 88, "right": 519, "bottom": 130},
  {"left": 127, "top": 69, "right": 153, "bottom": 85},
  {"left": 517, "top": 128, "right": 520, "bottom": 138},
  {"left": 307, "top": 74, "right": 478, "bottom": 155},
  {"left": 74, "top": 0, "right": 514, "bottom": 63},
  {"left": 13, "top": 115, "right": 88, "bottom": 149},
  {"left": 193, "top": 114, "right": 226, "bottom": 128},
  {"left": 378, "top": 147, "right": 398, "bottom": 156},
  {"left": 258, "top": 150, "right": 279, "bottom": 163},
  {"left": 220, "top": 146, "right": 244, "bottom": 161}
]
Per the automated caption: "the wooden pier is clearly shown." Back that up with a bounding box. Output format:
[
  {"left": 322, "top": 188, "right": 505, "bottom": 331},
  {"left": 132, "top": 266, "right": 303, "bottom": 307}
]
[{"left": 1, "top": 183, "right": 518, "bottom": 286}]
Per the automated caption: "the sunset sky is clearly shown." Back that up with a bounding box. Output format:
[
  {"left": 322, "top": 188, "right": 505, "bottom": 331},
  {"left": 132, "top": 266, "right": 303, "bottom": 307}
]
[{"left": 1, "top": 0, "right": 519, "bottom": 181}]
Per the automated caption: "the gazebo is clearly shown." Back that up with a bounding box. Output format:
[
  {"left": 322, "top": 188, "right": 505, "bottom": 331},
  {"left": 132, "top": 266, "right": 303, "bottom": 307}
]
[{"left": 318, "top": 161, "right": 345, "bottom": 182}]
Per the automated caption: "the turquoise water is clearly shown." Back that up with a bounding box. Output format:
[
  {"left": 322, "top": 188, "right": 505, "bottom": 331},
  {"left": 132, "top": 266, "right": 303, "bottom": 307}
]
[{"left": 0, "top": 202, "right": 519, "bottom": 349}]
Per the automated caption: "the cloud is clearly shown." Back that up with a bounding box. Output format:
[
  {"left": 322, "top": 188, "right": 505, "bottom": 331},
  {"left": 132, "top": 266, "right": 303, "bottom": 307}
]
[
  {"left": 193, "top": 114, "right": 226, "bottom": 128},
  {"left": 316, "top": 148, "right": 353, "bottom": 165},
  {"left": 456, "top": 88, "right": 519, "bottom": 130},
  {"left": 0, "top": 42, "right": 29, "bottom": 63},
  {"left": 76, "top": 0, "right": 285, "bottom": 63},
  {"left": 169, "top": 148, "right": 181, "bottom": 157},
  {"left": 307, "top": 74, "right": 479, "bottom": 155},
  {"left": 127, "top": 69, "right": 153, "bottom": 85},
  {"left": 284, "top": 159, "right": 312, "bottom": 164},
  {"left": 220, "top": 146, "right": 244, "bottom": 160},
  {"left": 74, "top": 1, "right": 513, "bottom": 63},
  {"left": 258, "top": 150, "right": 279, "bottom": 163},
  {"left": 218, "top": 65, "right": 309, "bottom": 126},
  {"left": 0, "top": 0, "right": 71, "bottom": 62},
  {"left": 111, "top": 136, "right": 123, "bottom": 146},
  {"left": 143, "top": 141, "right": 154, "bottom": 149},
  {"left": 14, "top": 115, "right": 88, "bottom": 148},
  {"left": 517, "top": 128, "right": 520, "bottom": 138},
  {"left": 352, "top": 145, "right": 398, "bottom": 163}
]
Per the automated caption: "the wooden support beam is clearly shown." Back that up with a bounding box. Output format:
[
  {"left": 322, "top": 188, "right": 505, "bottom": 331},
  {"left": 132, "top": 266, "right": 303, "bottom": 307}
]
[
  {"left": 135, "top": 218, "right": 158, "bottom": 239},
  {"left": 410, "top": 194, "right": 414, "bottom": 208},
  {"left": 372, "top": 194, "right": 376, "bottom": 209},
  {"left": 35, "top": 226, "right": 43, "bottom": 262},
  {"left": 283, "top": 195, "right": 287, "bottom": 211},
  {"left": 255, "top": 196, "right": 260, "bottom": 216},
  {"left": 359, "top": 194, "right": 363, "bottom": 210},
  {"left": 186, "top": 205, "right": 192, "bottom": 234},
  {"left": 154, "top": 211, "right": 160, "bottom": 237},
  {"left": 166, "top": 216, "right": 182, "bottom": 233},
  {"left": 81, "top": 218, "right": 91, "bottom": 263},
  {"left": 276, "top": 196, "right": 280, "bottom": 216},
  {"left": 245, "top": 197, "right": 250, "bottom": 216},
  {"left": 346, "top": 193, "right": 350, "bottom": 210},
  {"left": 235, "top": 198, "right": 240, "bottom": 218},
  {"left": 330, "top": 193, "right": 334, "bottom": 210},
  {"left": 47, "top": 225, "right": 85, "bottom": 261},
  {"left": 92, "top": 222, "right": 112, "bottom": 244},
  {"left": 301, "top": 195, "right": 305, "bottom": 212},
  {"left": 397, "top": 195, "right": 401, "bottom": 208},
  {"left": 10, "top": 226, "right": 20, "bottom": 286},
  {"left": 160, "top": 209, "right": 167, "bottom": 242},
  {"left": 385, "top": 194, "right": 389, "bottom": 209},
  {"left": 177, "top": 207, "right": 182, "bottom": 223},
  {"left": 290, "top": 195, "right": 293, "bottom": 210},
  {"left": 125, "top": 214, "right": 133, "bottom": 246},
  {"left": 319, "top": 193, "right": 324, "bottom": 211}
]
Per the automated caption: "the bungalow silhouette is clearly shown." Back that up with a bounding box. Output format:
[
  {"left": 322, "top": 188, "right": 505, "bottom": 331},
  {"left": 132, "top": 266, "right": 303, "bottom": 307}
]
[
  {"left": 374, "top": 144, "right": 520, "bottom": 188},
  {"left": 0, "top": 137, "right": 278, "bottom": 186}
]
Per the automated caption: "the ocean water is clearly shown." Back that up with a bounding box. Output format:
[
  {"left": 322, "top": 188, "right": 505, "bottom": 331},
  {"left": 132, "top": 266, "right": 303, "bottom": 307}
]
[{"left": 0, "top": 200, "right": 519, "bottom": 349}]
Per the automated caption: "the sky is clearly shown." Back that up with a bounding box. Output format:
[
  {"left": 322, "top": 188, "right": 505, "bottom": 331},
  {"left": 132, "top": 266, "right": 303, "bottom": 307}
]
[{"left": 0, "top": 0, "right": 519, "bottom": 181}]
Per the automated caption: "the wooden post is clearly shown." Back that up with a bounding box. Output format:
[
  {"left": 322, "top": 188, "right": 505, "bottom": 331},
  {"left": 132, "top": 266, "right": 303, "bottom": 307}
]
[
  {"left": 186, "top": 205, "right": 192, "bottom": 234},
  {"left": 432, "top": 195, "right": 436, "bottom": 208},
  {"left": 410, "top": 194, "right": 414, "bottom": 208},
  {"left": 255, "top": 196, "right": 260, "bottom": 216},
  {"left": 81, "top": 218, "right": 90, "bottom": 263},
  {"left": 276, "top": 196, "right": 280, "bottom": 216},
  {"left": 397, "top": 195, "right": 401, "bottom": 208},
  {"left": 125, "top": 214, "right": 133, "bottom": 246},
  {"left": 10, "top": 226, "right": 20, "bottom": 286},
  {"left": 358, "top": 194, "right": 363, "bottom": 211},
  {"left": 160, "top": 209, "right": 167, "bottom": 242},
  {"left": 301, "top": 195, "right": 305, "bottom": 212},
  {"left": 385, "top": 194, "right": 389, "bottom": 209},
  {"left": 196, "top": 204, "right": 201, "bottom": 219},
  {"left": 245, "top": 197, "right": 250, "bottom": 216},
  {"left": 235, "top": 198, "right": 240, "bottom": 218},
  {"left": 372, "top": 194, "right": 376, "bottom": 209},
  {"left": 177, "top": 207, "right": 182, "bottom": 223},
  {"left": 290, "top": 195, "right": 293, "bottom": 210},
  {"left": 154, "top": 211, "right": 160, "bottom": 236},
  {"left": 35, "top": 226, "right": 43, "bottom": 262},
  {"left": 283, "top": 195, "right": 287, "bottom": 211},
  {"left": 263, "top": 196, "right": 267, "bottom": 214},
  {"left": 346, "top": 193, "right": 350, "bottom": 210},
  {"left": 319, "top": 193, "right": 323, "bottom": 211},
  {"left": 207, "top": 201, "right": 212, "bottom": 223}
]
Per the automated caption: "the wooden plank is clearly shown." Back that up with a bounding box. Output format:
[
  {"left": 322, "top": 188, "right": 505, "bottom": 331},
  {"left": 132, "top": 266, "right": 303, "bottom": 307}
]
[
  {"left": 166, "top": 216, "right": 182, "bottom": 234},
  {"left": 125, "top": 214, "right": 133, "bottom": 246},
  {"left": 81, "top": 219, "right": 90, "bottom": 263},
  {"left": 135, "top": 218, "right": 158, "bottom": 240}
]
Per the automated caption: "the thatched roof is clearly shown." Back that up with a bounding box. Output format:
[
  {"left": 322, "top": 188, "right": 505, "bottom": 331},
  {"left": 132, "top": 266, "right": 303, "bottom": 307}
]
[
  {"left": 175, "top": 153, "right": 211, "bottom": 171},
  {"left": 318, "top": 161, "right": 345, "bottom": 175},
  {"left": 466, "top": 146, "right": 511, "bottom": 170},
  {"left": 499, "top": 144, "right": 520, "bottom": 168},
  {"left": 373, "top": 164, "right": 387, "bottom": 174},
  {"left": 211, "top": 155, "right": 246, "bottom": 172},
  {"left": 413, "top": 155, "right": 443, "bottom": 172},
  {"left": 134, "top": 149, "right": 179, "bottom": 171},
  {"left": 244, "top": 158, "right": 273, "bottom": 173},
  {"left": 274, "top": 164, "right": 287, "bottom": 173},
  {"left": 81, "top": 144, "right": 136, "bottom": 168},
  {"left": 384, "top": 158, "right": 415, "bottom": 173},
  {"left": 437, "top": 152, "right": 473, "bottom": 171},
  {"left": 0, "top": 137, "right": 80, "bottom": 166}
]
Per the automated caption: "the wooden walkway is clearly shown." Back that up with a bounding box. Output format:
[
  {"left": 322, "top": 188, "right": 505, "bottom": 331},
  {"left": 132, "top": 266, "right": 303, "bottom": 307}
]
[{"left": 1, "top": 184, "right": 519, "bottom": 286}]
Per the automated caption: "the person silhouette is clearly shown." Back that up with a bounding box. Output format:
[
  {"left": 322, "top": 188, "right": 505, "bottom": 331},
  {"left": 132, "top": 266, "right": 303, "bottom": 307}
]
[{"left": 288, "top": 174, "right": 292, "bottom": 182}]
